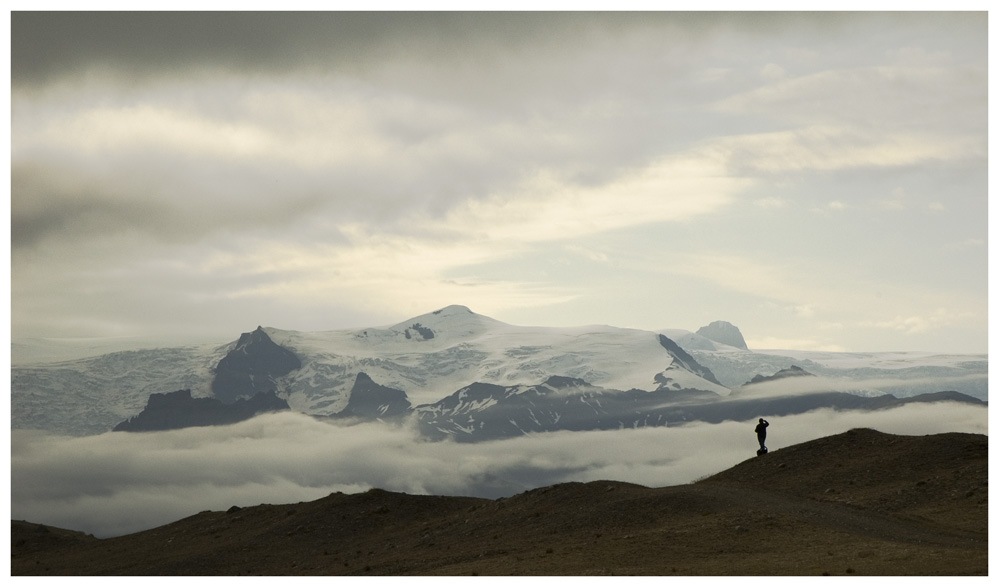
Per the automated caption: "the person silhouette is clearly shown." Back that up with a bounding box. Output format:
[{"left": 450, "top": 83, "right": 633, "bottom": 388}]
[{"left": 755, "top": 418, "right": 769, "bottom": 454}]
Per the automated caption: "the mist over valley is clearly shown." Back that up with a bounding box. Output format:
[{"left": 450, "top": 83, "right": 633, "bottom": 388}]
[{"left": 10, "top": 306, "right": 987, "bottom": 538}]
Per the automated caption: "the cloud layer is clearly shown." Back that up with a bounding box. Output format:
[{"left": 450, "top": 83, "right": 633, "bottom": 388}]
[
  {"left": 10, "top": 12, "right": 987, "bottom": 353},
  {"left": 11, "top": 403, "right": 987, "bottom": 538}
]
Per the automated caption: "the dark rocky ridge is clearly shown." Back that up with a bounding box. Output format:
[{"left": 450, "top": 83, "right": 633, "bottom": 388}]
[
  {"left": 334, "top": 373, "right": 412, "bottom": 420},
  {"left": 403, "top": 323, "right": 435, "bottom": 340},
  {"left": 117, "top": 369, "right": 986, "bottom": 438},
  {"left": 415, "top": 376, "right": 686, "bottom": 441},
  {"left": 113, "top": 389, "right": 289, "bottom": 432},
  {"left": 657, "top": 334, "right": 723, "bottom": 386},
  {"left": 211, "top": 326, "right": 301, "bottom": 403},
  {"left": 745, "top": 364, "right": 815, "bottom": 386},
  {"left": 415, "top": 375, "right": 984, "bottom": 441}
]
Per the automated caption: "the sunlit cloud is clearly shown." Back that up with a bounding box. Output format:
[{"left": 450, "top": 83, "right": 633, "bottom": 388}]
[
  {"left": 710, "top": 65, "right": 986, "bottom": 132},
  {"left": 745, "top": 337, "right": 846, "bottom": 353},
  {"left": 96, "top": 149, "right": 754, "bottom": 319},
  {"left": 184, "top": 231, "right": 580, "bottom": 320},
  {"left": 9, "top": 12, "right": 987, "bottom": 353},
  {"left": 665, "top": 253, "right": 821, "bottom": 307},
  {"left": 754, "top": 196, "right": 787, "bottom": 209},
  {"left": 38, "top": 104, "right": 273, "bottom": 159},
  {"left": 707, "top": 126, "right": 980, "bottom": 176},
  {"left": 654, "top": 252, "right": 983, "bottom": 345},
  {"left": 441, "top": 154, "right": 749, "bottom": 243},
  {"left": 862, "top": 308, "right": 973, "bottom": 335},
  {"left": 945, "top": 238, "right": 985, "bottom": 250},
  {"left": 879, "top": 187, "right": 909, "bottom": 210}
]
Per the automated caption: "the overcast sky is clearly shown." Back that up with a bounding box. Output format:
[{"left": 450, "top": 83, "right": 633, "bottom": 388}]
[{"left": 9, "top": 11, "right": 989, "bottom": 353}]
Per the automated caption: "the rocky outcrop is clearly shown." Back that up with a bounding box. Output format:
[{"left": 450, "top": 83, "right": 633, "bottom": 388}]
[
  {"left": 403, "top": 323, "right": 435, "bottom": 340},
  {"left": 334, "top": 372, "right": 412, "bottom": 420},
  {"left": 113, "top": 389, "right": 289, "bottom": 432},
  {"left": 657, "top": 334, "right": 723, "bottom": 386},
  {"left": 211, "top": 326, "right": 301, "bottom": 403},
  {"left": 696, "top": 321, "right": 748, "bottom": 350},
  {"left": 744, "top": 365, "right": 815, "bottom": 386}
]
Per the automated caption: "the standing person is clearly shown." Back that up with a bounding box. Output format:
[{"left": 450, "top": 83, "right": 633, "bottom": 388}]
[{"left": 755, "top": 418, "right": 769, "bottom": 454}]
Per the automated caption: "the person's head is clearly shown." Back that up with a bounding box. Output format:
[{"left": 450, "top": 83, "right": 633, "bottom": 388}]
[{"left": 759, "top": 418, "right": 764, "bottom": 423}]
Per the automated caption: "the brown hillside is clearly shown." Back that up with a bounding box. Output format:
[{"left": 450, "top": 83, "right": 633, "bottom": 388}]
[{"left": 11, "top": 429, "right": 987, "bottom": 576}]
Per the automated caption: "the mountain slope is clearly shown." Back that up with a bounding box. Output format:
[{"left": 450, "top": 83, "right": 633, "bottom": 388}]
[
  {"left": 656, "top": 334, "right": 725, "bottom": 388},
  {"left": 255, "top": 306, "right": 729, "bottom": 414},
  {"left": 10, "top": 305, "right": 988, "bottom": 436},
  {"left": 412, "top": 375, "right": 710, "bottom": 442},
  {"left": 12, "top": 429, "right": 986, "bottom": 576}
]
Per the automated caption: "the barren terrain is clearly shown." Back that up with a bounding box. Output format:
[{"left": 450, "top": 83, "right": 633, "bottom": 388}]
[{"left": 12, "top": 428, "right": 987, "bottom": 575}]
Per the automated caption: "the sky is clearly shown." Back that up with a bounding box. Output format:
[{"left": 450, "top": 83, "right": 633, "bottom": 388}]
[
  {"left": 10, "top": 401, "right": 988, "bottom": 537},
  {"left": 8, "top": 10, "right": 990, "bottom": 353}
]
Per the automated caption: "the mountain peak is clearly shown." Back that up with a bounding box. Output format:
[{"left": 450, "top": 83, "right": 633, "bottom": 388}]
[
  {"left": 657, "top": 334, "right": 724, "bottom": 387},
  {"left": 695, "top": 321, "right": 748, "bottom": 350},
  {"left": 432, "top": 304, "right": 474, "bottom": 316},
  {"left": 335, "top": 372, "right": 411, "bottom": 419},
  {"left": 389, "top": 305, "right": 507, "bottom": 341},
  {"left": 212, "top": 327, "right": 301, "bottom": 403}
]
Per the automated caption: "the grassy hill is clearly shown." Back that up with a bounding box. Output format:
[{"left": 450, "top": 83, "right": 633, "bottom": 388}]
[{"left": 12, "top": 428, "right": 987, "bottom": 575}]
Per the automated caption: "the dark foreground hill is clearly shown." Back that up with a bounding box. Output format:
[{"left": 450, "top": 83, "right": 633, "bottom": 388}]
[{"left": 12, "top": 429, "right": 986, "bottom": 576}]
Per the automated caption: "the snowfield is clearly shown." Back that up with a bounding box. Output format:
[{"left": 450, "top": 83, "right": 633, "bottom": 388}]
[
  {"left": 270, "top": 305, "right": 729, "bottom": 413},
  {"left": 10, "top": 305, "right": 987, "bottom": 436}
]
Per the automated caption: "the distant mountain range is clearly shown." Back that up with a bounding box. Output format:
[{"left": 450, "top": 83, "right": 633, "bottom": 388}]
[
  {"left": 11, "top": 305, "right": 988, "bottom": 437},
  {"left": 340, "top": 371, "right": 983, "bottom": 442}
]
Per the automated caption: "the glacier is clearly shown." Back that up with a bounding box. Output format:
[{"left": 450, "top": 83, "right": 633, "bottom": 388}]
[{"left": 11, "top": 304, "right": 987, "bottom": 437}]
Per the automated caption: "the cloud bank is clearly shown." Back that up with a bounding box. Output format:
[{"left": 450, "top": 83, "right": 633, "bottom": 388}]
[
  {"left": 732, "top": 372, "right": 988, "bottom": 400},
  {"left": 11, "top": 403, "right": 987, "bottom": 538}
]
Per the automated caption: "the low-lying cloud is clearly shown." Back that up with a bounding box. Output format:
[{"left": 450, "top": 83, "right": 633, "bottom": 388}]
[
  {"left": 11, "top": 402, "right": 987, "bottom": 538},
  {"left": 732, "top": 373, "right": 988, "bottom": 400}
]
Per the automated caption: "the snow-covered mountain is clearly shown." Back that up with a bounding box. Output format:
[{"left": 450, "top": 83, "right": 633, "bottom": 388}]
[
  {"left": 265, "top": 305, "right": 729, "bottom": 415},
  {"left": 10, "top": 304, "right": 988, "bottom": 437},
  {"left": 325, "top": 361, "right": 984, "bottom": 443}
]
